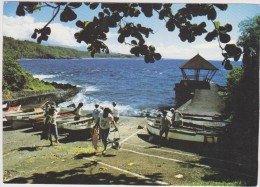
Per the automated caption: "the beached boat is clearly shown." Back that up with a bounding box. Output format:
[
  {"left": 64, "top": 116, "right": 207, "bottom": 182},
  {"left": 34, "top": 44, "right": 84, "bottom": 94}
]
[
  {"left": 58, "top": 117, "right": 94, "bottom": 130},
  {"left": 5, "top": 108, "right": 44, "bottom": 121},
  {"left": 11, "top": 116, "right": 36, "bottom": 129},
  {"left": 9, "top": 108, "right": 60, "bottom": 129},
  {"left": 2, "top": 103, "right": 8, "bottom": 109},
  {"left": 30, "top": 111, "right": 75, "bottom": 128},
  {"left": 146, "top": 118, "right": 225, "bottom": 143}
]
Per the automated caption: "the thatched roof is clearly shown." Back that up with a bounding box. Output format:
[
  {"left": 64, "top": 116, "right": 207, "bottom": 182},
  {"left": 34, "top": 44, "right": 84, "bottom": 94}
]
[{"left": 180, "top": 54, "right": 218, "bottom": 70}]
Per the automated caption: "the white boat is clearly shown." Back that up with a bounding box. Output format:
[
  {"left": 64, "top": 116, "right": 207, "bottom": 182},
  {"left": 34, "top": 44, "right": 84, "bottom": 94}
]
[
  {"left": 146, "top": 118, "right": 226, "bottom": 143},
  {"left": 9, "top": 108, "right": 61, "bottom": 129},
  {"left": 2, "top": 103, "right": 8, "bottom": 109},
  {"left": 58, "top": 117, "right": 94, "bottom": 130},
  {"left": 5, "top": 110, "right": 44, "bottom": 121}
]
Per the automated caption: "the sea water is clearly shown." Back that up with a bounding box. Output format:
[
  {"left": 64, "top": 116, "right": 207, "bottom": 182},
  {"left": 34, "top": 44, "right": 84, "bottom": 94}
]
[{"left": 19, "top": 58, "right": 240, "bottom": 116}]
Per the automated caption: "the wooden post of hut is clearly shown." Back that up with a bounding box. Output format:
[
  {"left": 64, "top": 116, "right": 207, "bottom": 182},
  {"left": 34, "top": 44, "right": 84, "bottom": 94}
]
[{"left": 174, "top": 54, "right": 218, "bottom": 106}]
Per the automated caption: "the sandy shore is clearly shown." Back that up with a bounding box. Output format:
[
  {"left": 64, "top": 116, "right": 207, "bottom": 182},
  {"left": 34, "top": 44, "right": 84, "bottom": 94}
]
[{"left": 2, "top": 114, "right": 257, "bottom": 185}]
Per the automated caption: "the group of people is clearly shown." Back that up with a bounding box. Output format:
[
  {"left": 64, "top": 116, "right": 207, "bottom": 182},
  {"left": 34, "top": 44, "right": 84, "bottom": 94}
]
[
  {"left": 41, "top": 100, "right": 179, "bottom": 150},
  {"left": 41, "top": 100, "right": 120, "bottom": 154},
  {"left": 158, "top": 108, "right": 182, "bottom": 147}
]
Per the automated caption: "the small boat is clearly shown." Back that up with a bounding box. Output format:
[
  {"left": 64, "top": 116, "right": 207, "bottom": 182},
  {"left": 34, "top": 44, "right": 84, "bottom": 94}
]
[
  {"left": 58, "top": 117, "right": 94, "bottom": 130},
  {"left": 2, "top": 103, "right": 8, "bottom": 109},
  {"left": 11, "top": 116, "right": 35, "bottom": 129},
  {"left": 146, "top": 117, "right": 227, "bottom": 143},
  {"left": 6, "top": 105, "right": 21, "bottom": 112},
  {"left": 31, "top": 111, "right": 75, "bottom": 128},
  {"left": 5, "top": 108, "right": 44, "bottom": 121}
]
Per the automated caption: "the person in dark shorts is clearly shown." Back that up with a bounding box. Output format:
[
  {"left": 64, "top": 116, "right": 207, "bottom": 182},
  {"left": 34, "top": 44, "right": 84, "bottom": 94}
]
[
  {"left": 158, "top": 110, "right": 172, "bottom": 147},
  {"left": 95, "top": 107, "right": 118, "bottom": 155}
]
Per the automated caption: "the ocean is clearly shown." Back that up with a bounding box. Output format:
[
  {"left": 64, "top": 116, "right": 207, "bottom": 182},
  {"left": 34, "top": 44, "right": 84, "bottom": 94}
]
[{"left": 19, "top": 58, "right": 239, "bottom": 116}]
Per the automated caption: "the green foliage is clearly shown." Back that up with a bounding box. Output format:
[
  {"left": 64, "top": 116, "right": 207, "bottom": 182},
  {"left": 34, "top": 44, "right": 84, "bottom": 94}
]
[
  {"left": 3, "top": 36, "right": 131, "bottom": 59},
  {"left": 2, "top": 89, "right": 13, "bottom": 100},
  {"left": 238, "top": 16, "right": 260, "bottom": 57},
  {"left": 3, "top": 36, "right": 89, "bottom": 59},
  {"left": 225, "top": 15, "right": 259, "bottom": 159},
  {"left": 225, "top": 66, "right": 243, "bottom": 110},
  {"left": 3, "top": 53, "right": 28, "bottom": 91},
  {"left": 2, "top": 53, "right": 56, "bottom": 92},
  {"left": 15, "top": 2, "right": 241, "bottom": 66}
]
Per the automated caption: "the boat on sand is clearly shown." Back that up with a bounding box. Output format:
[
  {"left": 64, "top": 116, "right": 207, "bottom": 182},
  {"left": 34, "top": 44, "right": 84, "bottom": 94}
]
[
  {"left": 58, "top": 117, "right": 94, "bottom": 130},
  {"left": 146, "top": 116, "right": 228, "bottom": 143}
]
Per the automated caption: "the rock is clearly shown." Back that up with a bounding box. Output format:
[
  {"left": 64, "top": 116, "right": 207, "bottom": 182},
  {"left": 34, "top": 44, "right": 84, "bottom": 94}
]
[{"left": 174, "top": 174, "right": 183, "bottom": 179}]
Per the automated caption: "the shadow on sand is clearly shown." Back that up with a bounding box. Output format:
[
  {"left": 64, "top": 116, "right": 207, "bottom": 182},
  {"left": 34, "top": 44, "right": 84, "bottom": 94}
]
[{"left": 5, "top": 162, "right": 165, "bottom": 185}]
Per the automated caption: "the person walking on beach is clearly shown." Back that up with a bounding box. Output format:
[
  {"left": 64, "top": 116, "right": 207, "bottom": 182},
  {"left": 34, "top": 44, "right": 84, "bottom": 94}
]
[
  {"left": 43, "top": 104, "right": 59, "bottom": 146},
  {"left": 112, "top": 102, "right": 120, "bottom": 124},
  {"left": 158, "top": 110, "right": 172, "bottom": 147},
  {"left": 95, "top": 107, "right": 118, "bottom": 155},
  {"left": 74, "top": 102, "right": 83, "bottom": 121},
  {"left": 92, "top": 104, "right": 102, "bottom": 140}
]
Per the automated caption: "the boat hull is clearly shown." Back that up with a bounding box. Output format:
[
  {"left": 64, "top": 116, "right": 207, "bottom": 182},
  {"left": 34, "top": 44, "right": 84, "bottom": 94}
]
[
  {"left": 146, "top": 120, "right": 219, "bottom": 143},
  {"left": 59, "top": 117, "right": 94, "bottom": 130},
  {"left": 11, "top": 117, "right": 34, "bottom": 129}
]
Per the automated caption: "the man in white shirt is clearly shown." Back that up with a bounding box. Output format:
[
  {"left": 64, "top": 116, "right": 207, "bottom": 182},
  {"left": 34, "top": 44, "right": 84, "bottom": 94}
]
[
  {"left": 112, "top": 102, "right": 120, "bottom": 123},
  {"left": 92, "top": 104, "right": 102, "bottom": 123}
]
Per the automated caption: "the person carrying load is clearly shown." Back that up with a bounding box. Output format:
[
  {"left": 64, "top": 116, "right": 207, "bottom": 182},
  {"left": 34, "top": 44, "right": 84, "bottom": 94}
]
[{"left": 94, "top": 107, "right": 118, "bottom": 155}]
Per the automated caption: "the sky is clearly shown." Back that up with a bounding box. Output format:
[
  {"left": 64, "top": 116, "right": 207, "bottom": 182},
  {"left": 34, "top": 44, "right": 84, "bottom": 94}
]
[{"left": 2, "top": 1, "right": 260, "bottom": 60}]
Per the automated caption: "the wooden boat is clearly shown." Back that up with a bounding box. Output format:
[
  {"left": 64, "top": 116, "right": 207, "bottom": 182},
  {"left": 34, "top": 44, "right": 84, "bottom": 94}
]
[
  {"left": 146, "top": 117, "right": 227, "bottom": 143},
  {"left": 6, "top": 105, "right": 21, "bottom": 112},
  {"left": 58, "top": 117, "right": 94, "bottom": 130},
  {"left": 9, "top": 108, "right": 61, "bottom": 129},
  {"left": 11, "top": 116, "right": 35, "bottom": 129},
  {"left": 30, "top": 111, "right": 75, "bottom": 128},
  {"left": 5, "top": 108, "right": 44, "bottom": 121}
]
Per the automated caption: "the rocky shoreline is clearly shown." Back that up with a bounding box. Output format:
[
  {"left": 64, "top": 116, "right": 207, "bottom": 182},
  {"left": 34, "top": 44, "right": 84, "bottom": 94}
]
[{"left": 3, "top": 82, "right": 81, "bottom": 107}]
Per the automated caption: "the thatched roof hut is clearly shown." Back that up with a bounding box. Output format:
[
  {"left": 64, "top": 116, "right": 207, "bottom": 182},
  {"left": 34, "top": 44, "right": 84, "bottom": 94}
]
[{"left": 179, "top": 54, "right": 218, "bottom": 82}]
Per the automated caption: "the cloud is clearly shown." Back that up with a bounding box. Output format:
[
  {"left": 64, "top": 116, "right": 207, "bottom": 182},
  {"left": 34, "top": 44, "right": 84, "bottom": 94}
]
[
  {"left": 3, "top": 15, "right": 85, "bottom": 48},
  {"left": 3, "top": 15, "right": 42, "bottom": 40},
  {"left": 2, "top": 15, "right": 230, "bottom": 60}
]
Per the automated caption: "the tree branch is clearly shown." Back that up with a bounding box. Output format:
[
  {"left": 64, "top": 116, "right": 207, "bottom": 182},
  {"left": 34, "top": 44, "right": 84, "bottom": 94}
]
[{"left": 43, "top": 5, "right": 60, "bottom": 29}]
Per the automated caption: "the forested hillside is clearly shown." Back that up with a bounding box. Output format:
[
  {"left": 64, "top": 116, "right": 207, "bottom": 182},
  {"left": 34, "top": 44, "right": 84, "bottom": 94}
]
[
  {"left": 3, "top": 36, "right": 89, "bottom": 59},
  {"left": 3, "top": 36, "right": 132, "bottom": 59}
]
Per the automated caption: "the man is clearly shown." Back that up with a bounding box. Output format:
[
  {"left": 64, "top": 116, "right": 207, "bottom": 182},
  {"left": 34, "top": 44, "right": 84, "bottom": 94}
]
[
  {"left": 92, "top": 104, "right": 102, "bottom": 123},
  {"left": 170, "top": 108, "right": 182, "bottom": 127},
  {"left": 74, "top": 103, "right": 83, "bottom": 121},
  {"left": 158, "top": 110, "right": 172, "bottom": 147},
  {"left": 112, "top": 102, "right": 120, "bottom": 124},
  {"left": 170, "top": 108, "right": 176, "bottom": 126},
  {"left": 95, "top": 107, "right": 118, "bottom": 155},
  {"left": 46, "top": 104, "right": 59, "bottom": 146}
]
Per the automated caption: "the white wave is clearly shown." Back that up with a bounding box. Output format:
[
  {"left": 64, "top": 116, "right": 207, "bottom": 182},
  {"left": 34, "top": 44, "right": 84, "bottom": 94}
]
[
  {"left": 81, "top": 86, "right": 99, "bottom": 93},
  {"left": 59, "top": 92, "right": 158, "bottom": 117},
  {"left": 54, "top": 80, "right": 69, "bottom": 84},
  {"left": 33, "top": 74, "right": 57, "bottom": 80}
]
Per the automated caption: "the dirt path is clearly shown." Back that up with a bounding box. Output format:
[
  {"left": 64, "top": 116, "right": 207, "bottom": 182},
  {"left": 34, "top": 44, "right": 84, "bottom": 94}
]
[{"left": 2, "top": 116, "right": 257, "bottom": 185}]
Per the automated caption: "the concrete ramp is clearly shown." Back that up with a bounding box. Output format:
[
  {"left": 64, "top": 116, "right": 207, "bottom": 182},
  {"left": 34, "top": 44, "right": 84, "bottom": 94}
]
[{"left": 177, "top": 83, "right": 225, "bottom": 116}]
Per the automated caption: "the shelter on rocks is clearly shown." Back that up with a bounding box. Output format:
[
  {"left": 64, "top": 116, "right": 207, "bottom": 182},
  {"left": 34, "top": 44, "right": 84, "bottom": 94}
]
[
  {"left": 174, "top": 54, "right": 219, "bottom": 106},
  {"left": 179, "top": 54, "right": 218, "bottom": 82}
]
